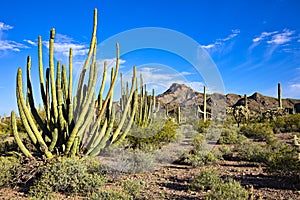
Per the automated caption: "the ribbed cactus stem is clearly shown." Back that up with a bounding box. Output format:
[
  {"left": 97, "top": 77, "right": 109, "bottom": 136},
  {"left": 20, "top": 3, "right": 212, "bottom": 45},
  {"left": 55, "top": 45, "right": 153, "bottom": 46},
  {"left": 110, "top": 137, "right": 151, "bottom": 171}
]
[
  {"left": 278, "top": 83, "right": 282, "bottom": 108},
  {"left": 17, "top": 68, "right": 53, "bottom": 158},
  {"left": 38, "top": 36, "right": 47, "bottom": 113},
  {"left": 68, "top": 48, "right": 73, "bottom": 125},
  {"left": 110, "top": 88, "right": 138, "bottom": 149},
  {"left": 62, "top": 64, "right": 68, "bottom": 102},
  {"left": 65, "top": 62, "right": 98, "bottom": 154},
  {"left": 120, "top": 72, "right": 124, "bottom": 111},
  {"left": 97, "top": 61, "right": 107, "bottom": 112},
  {"left": 11, "top": 111, "right": 33, "bottom": 157},
  {"left": 111, "top": 66, "right": 137, "bottom": 143},
  {"left": 16, "top": 93, "right": 37, "bottom": 145},
  {"left": 203, "top": 86, "right": 207, "bottom": 122},
  {"left": 49, "top": 28, "right": 59, "bottom": 124},
  {"left": 75, "top": 8, "right": 97, "bottom": 112},
  {"left": 46, "top": 68, "right": 50, "bottom": 121}
]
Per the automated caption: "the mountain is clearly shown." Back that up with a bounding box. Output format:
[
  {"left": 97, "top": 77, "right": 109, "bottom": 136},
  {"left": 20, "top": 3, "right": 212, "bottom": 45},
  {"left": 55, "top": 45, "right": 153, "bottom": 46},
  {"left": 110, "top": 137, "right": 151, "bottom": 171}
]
[{"left": 157, "top": 83, "right": 300, "bottom": 112}]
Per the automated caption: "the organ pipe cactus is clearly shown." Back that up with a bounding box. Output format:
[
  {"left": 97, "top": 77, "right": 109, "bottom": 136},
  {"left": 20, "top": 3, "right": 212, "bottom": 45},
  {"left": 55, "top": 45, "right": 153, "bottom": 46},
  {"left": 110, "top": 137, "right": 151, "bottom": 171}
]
[
  {"left": 120, "top": 73, "right": 158, "bottom": 127},
  {"left": 12, "top": 8, "right": 137, "bottom": 158}
]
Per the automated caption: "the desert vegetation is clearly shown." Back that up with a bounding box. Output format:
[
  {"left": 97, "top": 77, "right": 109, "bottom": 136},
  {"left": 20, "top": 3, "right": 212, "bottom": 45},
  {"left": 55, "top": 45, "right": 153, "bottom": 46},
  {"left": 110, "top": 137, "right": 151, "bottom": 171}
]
[{"left": 0, "top": 8, "right": 299, "bottom": 200}]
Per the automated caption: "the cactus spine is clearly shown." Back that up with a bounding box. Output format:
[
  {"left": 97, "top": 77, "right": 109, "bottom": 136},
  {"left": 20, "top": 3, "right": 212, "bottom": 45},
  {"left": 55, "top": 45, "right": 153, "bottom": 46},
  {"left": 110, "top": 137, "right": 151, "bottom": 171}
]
[{"left": 12, "top": 8, "right": 137, "bottom": 158}]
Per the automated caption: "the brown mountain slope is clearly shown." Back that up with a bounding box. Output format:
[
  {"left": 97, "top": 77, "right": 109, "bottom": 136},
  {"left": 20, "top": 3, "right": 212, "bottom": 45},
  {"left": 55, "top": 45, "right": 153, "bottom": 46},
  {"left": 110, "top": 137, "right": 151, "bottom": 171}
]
[{"left": 157, "top": 83, "right": 300, "bottom": 112}]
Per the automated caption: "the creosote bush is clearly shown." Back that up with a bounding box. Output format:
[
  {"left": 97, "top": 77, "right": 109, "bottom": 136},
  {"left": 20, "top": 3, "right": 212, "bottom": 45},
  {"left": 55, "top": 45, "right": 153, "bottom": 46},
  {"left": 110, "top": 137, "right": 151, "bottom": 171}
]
[
  {"left": 177, "top": 134, "right": 221, "bottom": 167},
  {"left": 190, "top": 169, "right": 249, "bottom": 200},
  {"left": 29, "top": 157, "right": 106, "bottom": 198},
  {"left": 240, "top": 122, "right": 274, "bottom": 141},
  {"left": 234, "top": 138, "right": 300, "bottom": 171},
  {"left": 272, "top": 114, "right": 300, "bottom": 133},
  {"left": 0, "top": 156, "right": 20, "bottom": 187},
  {"left": 217, "top": 127, "right": 247, "bottom": 144},
  {"left": 126, "top": 119, "right": 178, "bottom": 151}
]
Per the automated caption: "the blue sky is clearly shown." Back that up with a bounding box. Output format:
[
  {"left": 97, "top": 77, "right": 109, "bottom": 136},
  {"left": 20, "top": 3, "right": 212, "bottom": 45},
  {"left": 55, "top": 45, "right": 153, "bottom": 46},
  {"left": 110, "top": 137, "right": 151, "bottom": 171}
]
[{"left": 1, "top": 0, "right": 300, "bottom": 115}]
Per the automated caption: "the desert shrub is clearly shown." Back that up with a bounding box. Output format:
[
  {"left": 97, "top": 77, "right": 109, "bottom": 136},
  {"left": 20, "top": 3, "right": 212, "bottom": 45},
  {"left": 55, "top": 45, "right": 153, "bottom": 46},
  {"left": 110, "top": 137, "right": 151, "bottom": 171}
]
[
  {"left": 108, "top": 149, "right": 157, "bottom": 173},
  {"left": 240, "top": 122, "right": 274, "bottom": 141},
  {"left": 272, "top": 114, "right": 300, "bottom": 133},
  {"left": 90, "top": 188, "right": 130, "bottom": 200},
  {"left": 234, "top": 139, "right": 300, "bottom": 171},
  {"left": 0, "top": 140, "right": 19, "bottom": 155},
  {"left": 125, "top": 150, "right": 156, "bottom": 173},
  {"left": 121, "top": 179, "right": 142, "bottom": 199},
  {"left": 177, "top": 134, "right": 221, "bottom": 167},
  {"left": 190, "top": 169, "right": 222, "bottom": 191},
  {"left": 126, "top": 119, "right": 178, "bottom": 151},
  {"left": 264, "top": 139, "right": 300, "bottom": 171},
  {"left": 179, "top": 150, "right": 220, "bottom": 167},
  {"left": 217, "top": 128, "right": 247, "bottom": 144},
  {"left": 206, "top": 178, "right": 249, "bottom": 200},
  {"left": 29, "top": 157, "right": 106, "bottom": 198},
  {"left": 234, "top": 140, "right": 268, "bottom": 162},
  {"left": 190, "top": 169, "right": 249, "bottom": 200},
  {"left": 198, "top": 120, "right": 210, "bottom": 133},
  {"left": 219, "top": 145, "right": 233, "bottom": 160},
  {"left": 0, "top": 156, "right": 20, "bottom": 187}
]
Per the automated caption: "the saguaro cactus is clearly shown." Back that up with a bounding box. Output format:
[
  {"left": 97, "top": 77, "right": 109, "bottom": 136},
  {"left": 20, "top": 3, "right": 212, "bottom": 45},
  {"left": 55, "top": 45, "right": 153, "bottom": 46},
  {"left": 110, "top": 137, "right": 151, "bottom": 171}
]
[
  {"left": 12, "top": 9, "right": 137, "bottom": 158},
  {"left": 196, "top": 86, "right": 207, "bottom": 122},
  {"left": 244, "top": 94, "right": 248, "bottom": 109},
  {"left": 278, "top": 83, "right": 282, "bottom": 108}
]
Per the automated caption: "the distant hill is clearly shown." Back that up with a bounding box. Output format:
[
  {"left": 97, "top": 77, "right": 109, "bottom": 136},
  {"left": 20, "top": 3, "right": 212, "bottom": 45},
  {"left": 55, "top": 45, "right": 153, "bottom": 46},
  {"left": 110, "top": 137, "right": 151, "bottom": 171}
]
[{"left": 157, "top": 83, "right": 300, "bottom": 112}]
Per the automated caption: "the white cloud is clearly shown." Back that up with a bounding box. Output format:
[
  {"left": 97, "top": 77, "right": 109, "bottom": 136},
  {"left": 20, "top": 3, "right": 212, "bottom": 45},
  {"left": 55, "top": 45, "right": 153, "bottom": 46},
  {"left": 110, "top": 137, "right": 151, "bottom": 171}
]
[
  {"left": 220, "top": 29, "right": 240, "bottom": 42},
  {"left": 284, "top": 83, "right": 300, "bottom": 98},
  {"left": 0, "top": 40, "right": 28, "bottom": 52},
  {"left": 23, "top": 39, "right": 37, "bottom": 46},
  {"left": 252, "top": 29, "right": 295, "bottom": 45},
  {"left": 0, "top": 22, "right": 13, "bottom": 31},
  {"left": 201, "top": 29, "right": 240, "bottom": 51},
  {"left": 0, "top": 22, "right": 28, "bottom": 54},
  {"left": 252, "top": 31, "right": 278, "bottom": 43},
  {"left": 201, "top": 44, "right": 215, "bottom": 49},
  {"left": 267, "top": 29, "right": 295, "bottom": 45},
  {"left": 42, "top": 33, "right": 91, "bottom": 58},
  {"left": 118, "top": 66, "right": 201, "bottom": 96},
  {"left": 186, "top": 81, "right": 205, "bottom": 92}
]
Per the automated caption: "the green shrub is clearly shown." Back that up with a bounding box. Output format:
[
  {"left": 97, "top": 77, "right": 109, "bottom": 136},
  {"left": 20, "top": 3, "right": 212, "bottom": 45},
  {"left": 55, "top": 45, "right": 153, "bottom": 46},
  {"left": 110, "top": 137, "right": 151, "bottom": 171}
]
[
  {"left": 198, "top": 120, "right": 210, "bottom": 133},
  {"left": 177, "top": 135, "right": 221, "bottom": 167},
  {"left": 121, "top": 179, "right": 142, "bottom": 199},
  {"left": 29, "top": 157, "right": 106, "bottom": 198},
  {"left": 0, "top": 156, "right": 20, "bottom": 187},
  {"left": 190, "top": 169, "right": 249, "bottom": 200},
  {"left": 219, "top": 145, "right": 233, "bottom": 160},
  {"left": 206, "top": 178, "right": 249, "bottom": 200},
  {"left": 217, "top": 128, "right": 247, "bottom": 144},
  {"left": 126, "top": 119, "right": 178, "bottom": 151},
  {"left": 240, "top": 122, "right": 274, "bottom": 141},
  {"left": 190, "top": 169, "right": 222, "bottom": 191},
  {"left": 125, "top": 150, "right": 156, "bottom": 173},
  {"left": 272, "top": 114, "right": 300, "bottom": 133},
  {"left": 234, "top": 140, "right": 267, "bottom": 162},
  {"left": 234, "top": 139, "right": 300, "bottom": 171},
  {"left": 90, "top": 188, "right": 130, "bottom": 200}
]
